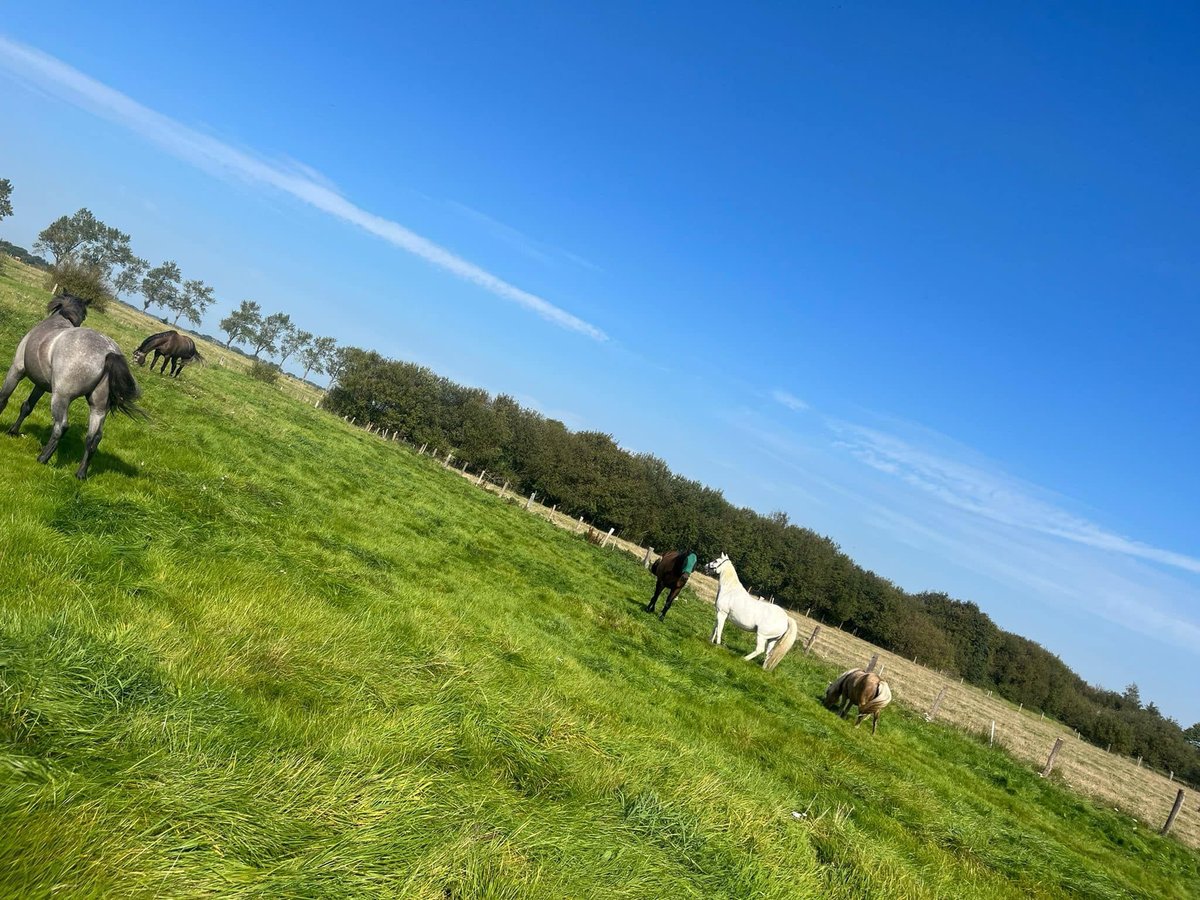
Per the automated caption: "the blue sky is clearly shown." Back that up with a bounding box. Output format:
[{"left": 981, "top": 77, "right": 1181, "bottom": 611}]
[{"left": 2, "top": 3, "right": 1198, "bottom": 723}]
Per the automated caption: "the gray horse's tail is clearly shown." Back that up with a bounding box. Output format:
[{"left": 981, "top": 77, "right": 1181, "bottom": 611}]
[
  {"left": 103, "top": 353, "right": 146, "bottom": 419},
  {"left": 764, "top": 616, "right": 799, "bottom": 672}
]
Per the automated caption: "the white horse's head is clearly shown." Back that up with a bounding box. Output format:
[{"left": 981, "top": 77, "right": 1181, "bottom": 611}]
[{"left": 704, "top": 552, "right": 730, "bottom": 575}]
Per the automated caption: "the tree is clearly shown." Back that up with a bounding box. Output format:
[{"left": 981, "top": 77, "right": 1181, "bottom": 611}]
[
  {"left": 324, "top": 345, "right": 349, "bottom": 385},
  {"left": 140, "top": 261, "right": 182, "bottom": 312},
  {"left": 219, "top": 300, "right": 262, "bottom": 348},
  {"left": 298, "top": 336, "right": 336, "bottom": 382},
  {"left": 278, "top": 326, "right": 311, "bottom": 367},
  {"left": 113, "top": 256, "right": 148, "bottom": 299},
  {"left": 1122, "top": 684, "right": 1142, "bottom": 711},
  {"left": 78, "top": 224, "right": 134, "bottom": 278},
  {"left": 167, "top": 278, "right": 214, "bottom": 327},
  {"left": 35, "top": 209, "right": 101, "bottom": 265},
  {"left": 0, "top": 178, "right": 12, "bottom": 220},
  {"left": 249, "top": 311, "right": 291, "bottom": 359}
]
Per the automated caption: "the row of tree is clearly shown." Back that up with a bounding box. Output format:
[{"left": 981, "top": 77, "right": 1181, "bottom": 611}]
[
  {"left": 324, "top": 347, "right": 1200, "bottom": 785},
  {"left": 20, "top": 200, "right": 341, "bottom": 383}
]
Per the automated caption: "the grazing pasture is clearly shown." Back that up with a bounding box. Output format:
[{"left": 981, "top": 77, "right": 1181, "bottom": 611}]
[{"left": 1, "top": 259, "right": 1198, "bottom": 898}]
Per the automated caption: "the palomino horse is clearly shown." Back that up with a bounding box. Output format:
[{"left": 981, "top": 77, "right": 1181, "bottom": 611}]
[
  {"left": 645, "top": 550, "right": 696, "bottom": 620},
  {"left": 133, "top": 330, "right": 202, "bottom": 377},
  {"left": 0, "top": 295, "right": 143, "bottom": 479},
  {"left": 705, "top": 553, "right": 799, "bottom": 670},
  {"left": 824, "top": 668, "right": 893, "bottom": 734}
]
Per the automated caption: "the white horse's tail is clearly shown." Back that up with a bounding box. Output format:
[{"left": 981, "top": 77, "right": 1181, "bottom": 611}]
[{"left": 764, "top": 616, "right": 799, "bottom": 672}]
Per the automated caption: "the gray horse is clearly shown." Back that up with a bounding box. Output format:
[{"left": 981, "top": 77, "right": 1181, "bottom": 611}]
[{"left": 0, "top": 294, "right": 143, "bottom": 479}]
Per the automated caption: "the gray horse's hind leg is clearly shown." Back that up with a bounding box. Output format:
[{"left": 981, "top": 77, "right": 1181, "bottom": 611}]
[
  {"left": 75, "top": 399, "right": 108, "bottom": 479},
  {"left": 0, "top": 356, "right": 27, "bottom": 416},
  {"left": 7, "top": 386, "right": 46, "bottom": 436},
  {"left": 36, "top": 393, "right": 72, "bottom": 464}
]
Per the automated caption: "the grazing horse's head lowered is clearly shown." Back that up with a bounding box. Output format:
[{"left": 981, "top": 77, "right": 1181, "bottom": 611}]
[
  {"left": 133, "top": 330, "right": 202, "bottom": 377},
  {"left": 824, "top": 668, "right": 893, "bottom": 734}
]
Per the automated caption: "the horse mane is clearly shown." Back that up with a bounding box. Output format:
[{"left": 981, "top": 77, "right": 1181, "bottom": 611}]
[
  {"left": 46, "top": 294, "right": 88, "bottom": 326},
  {"left": 136, "top": 330, "right": 178, "bottom": 353}
]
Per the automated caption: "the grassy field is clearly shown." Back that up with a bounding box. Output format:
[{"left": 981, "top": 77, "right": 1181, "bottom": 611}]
[{"left": 1, "top": 259, "right": 1198, "bottom": 898}]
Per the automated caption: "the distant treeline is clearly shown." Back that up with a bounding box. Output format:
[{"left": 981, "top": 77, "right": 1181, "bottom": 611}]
[
  {"left": 327, "top": 348, "right": 1200, "bottom": 785},
  {"left": 0, "top": 240, "right": 50, "bottom": 270}
]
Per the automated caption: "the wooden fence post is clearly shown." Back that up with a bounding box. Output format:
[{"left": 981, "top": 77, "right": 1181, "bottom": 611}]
[
  {"left": 526, "top": 491, "right": 536, "bottom": 511},
  {"left": 1137, "top": 756, "right": 1143, "bottom": 769},
  {"left": 865, "top": 654, "right": 878, "bottom": 673},
  {"left": 1161, "top": 789, "right": 1185, "bottom": 836},
  {"left": 1041, "top": 738, "right": 1064, "bottom": 777},
  {"left": 989, "top": 720, "right": 995, "bottom": 747},
  {"left": 926, "top": 687, "right": 947, "bottom": 722},
  {"left": 461, "top": 459, "right": 469, "bottom": 472},
  {"left": 804, "top": 625, "right": 821, "bottom": 654},
  {"left": 643, "top": 547, "right": 654, "bottom": 568}
]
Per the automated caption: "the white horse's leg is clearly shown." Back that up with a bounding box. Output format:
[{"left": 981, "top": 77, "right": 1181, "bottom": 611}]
[
  {"left": 36, "top": 392, "right": 71, "bottom": 464},
  {"left": 759, "top": 637, "right": 779, "bottom": 668},
  {"left": 743, "top": 632, "right": 769, "bottom": 663},
  {"left": 711, "top": 610, "right": 728, "bottom": 644}
]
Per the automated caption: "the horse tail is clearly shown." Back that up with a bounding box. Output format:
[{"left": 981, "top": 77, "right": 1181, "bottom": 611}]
[
  {"left": 650, "top": 556, "right": 660, "bottom": 576},
  {"left": 102, "top": 353, "right": 146, "bottom": 419},
  {"left": 764, "top": 616, "right": 799, "bottom": 672},
  {"left": 861, "top": 680, "right": 892, "bottom": 715},
  {"left": 190, "top": 339, "right": 205, "bottom": 364}
]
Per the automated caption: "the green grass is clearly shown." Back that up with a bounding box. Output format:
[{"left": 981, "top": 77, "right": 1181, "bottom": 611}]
[{"left": 1, "top": 261, "right": 1198, "bottom": 898}]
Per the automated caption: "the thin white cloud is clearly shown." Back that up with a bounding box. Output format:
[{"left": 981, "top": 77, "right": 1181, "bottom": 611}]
[
  {"left": 771, "top": 389, "right": 809, "bottom": 412},
  {"left": 0, "top": 35, "right": 607, "bottom": 342},
  {"left": 830, "top": 421, "right": 1200, "bottom": 575},
  {"left": 446, "top": 200, "right": 602, "bottom": 272}
]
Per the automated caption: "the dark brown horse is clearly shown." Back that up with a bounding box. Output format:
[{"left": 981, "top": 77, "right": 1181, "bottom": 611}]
[
  {"left": 824, "top": 668, "right": 893, "bottom": 734},
  {"left": 645, "top": 550, "right": 697, "bottom": 620},
  {"left": 133, "top": 330, "right": 202, "bottom": 377}
]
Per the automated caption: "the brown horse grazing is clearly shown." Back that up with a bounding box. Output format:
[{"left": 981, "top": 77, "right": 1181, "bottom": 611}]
[
  {"left": 824, "top": 668, "right": 893, "bottom": 734},
  {"left": 646, "top": 550, "right": 697, "bottom": 620},
  {"left": 133, "top": 330, "right": 203, "bottom": 377}
]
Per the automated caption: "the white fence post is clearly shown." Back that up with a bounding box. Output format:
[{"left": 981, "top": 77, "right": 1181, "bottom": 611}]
[
  {"left": 477, "top": 469, "right": 487, "bottom": 486},
  {"left": 526, "top": 491, "right": 536, "bottom": 511},
  {"left": 600, "top": 527, "right": 615, "bottom": 548},
  {"left": 989, "top": 721, "right": 996, "bottom": 747},
  {"left": 643, "top": 547, "right": 654, "bottom": 568}
]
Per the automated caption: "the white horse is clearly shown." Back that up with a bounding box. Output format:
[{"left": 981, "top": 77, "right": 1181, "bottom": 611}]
[{"left": 705, "top": 553, "right": 799, "bottom": 671}]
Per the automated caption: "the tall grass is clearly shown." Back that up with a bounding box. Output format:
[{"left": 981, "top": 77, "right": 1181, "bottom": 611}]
[{"left": 1, "top": 260, "right": 1197, "bottom": 898}]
